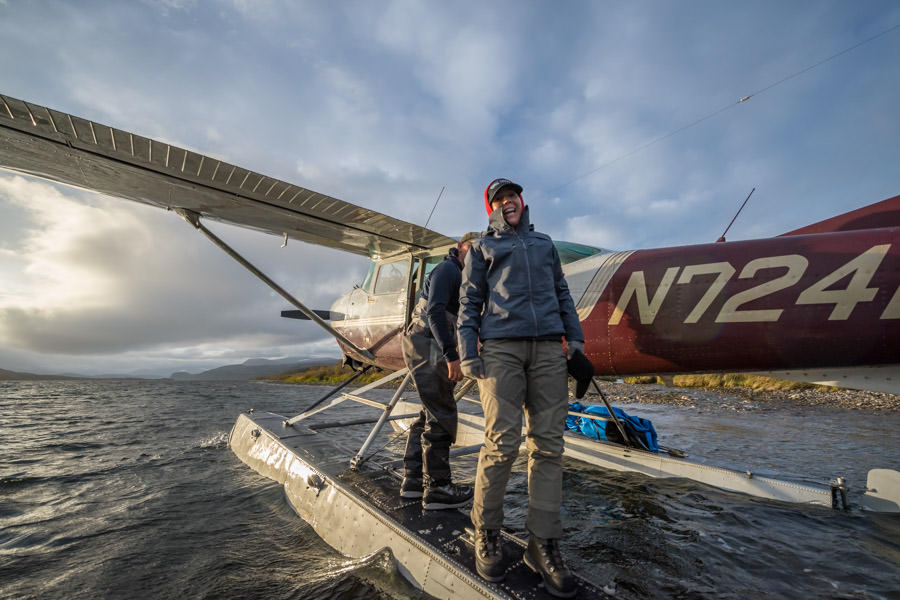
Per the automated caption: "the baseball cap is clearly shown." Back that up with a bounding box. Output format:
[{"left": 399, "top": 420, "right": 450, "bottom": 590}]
[{"left": 486, "top": 178, "right": 523, "bottom": 204}]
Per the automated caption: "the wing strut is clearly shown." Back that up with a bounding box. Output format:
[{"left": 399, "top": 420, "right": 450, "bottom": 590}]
[{"left": 175, "top": 208, "right": 375, "bottom": 363}]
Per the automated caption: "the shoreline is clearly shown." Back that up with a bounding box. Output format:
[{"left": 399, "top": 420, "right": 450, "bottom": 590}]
[
  {"left": 579, "top": 381, "right": 900, "bottom": 411},
  {"left": 260, "top": 376, "right": 899, "bottom": 412}
]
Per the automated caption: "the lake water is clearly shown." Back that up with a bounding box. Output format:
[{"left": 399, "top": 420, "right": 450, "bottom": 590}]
[{"left": 1, "top": 380, "right": 897, "bottom": 599}]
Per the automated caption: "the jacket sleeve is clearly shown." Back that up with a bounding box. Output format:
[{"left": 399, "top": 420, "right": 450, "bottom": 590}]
[
  {"left": 425, "top": 262, "right": 461, "bottom": 362},
  {"left": 457, "top": 242, "right": 487, "bottom": 361},
  {"left": 552, "top": 244, "right": 584, "bottom": 342}
]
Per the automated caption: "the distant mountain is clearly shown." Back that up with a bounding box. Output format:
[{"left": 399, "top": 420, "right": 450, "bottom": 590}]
[
  {"left": 1, "top": 356, "right": 339, "bottom": 381},
  {"left": 169, "top": 357, "right": 336, "bottom": 381},
  {"left": 0, "top": 368, "right": 81, "bottom": 381}
]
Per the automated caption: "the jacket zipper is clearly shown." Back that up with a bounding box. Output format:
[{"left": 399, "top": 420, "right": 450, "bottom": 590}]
[{"left": 514, "top": 228, "right": 539, "bottom": 337}]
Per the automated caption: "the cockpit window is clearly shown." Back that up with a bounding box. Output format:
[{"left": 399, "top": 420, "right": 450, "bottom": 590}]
[
  {"left": 553, "top": 241, "right": 606, "bottom": 265},
  {"left": 360, "top": 261, "right": 376, "bottom": 292},
  {"left": 409, "top": 255, "right": 443, "bottom": 288},
  {"left": 422, "top": 255, "right": 443, "bottom": 280},
  {"left": 373, "top": 259, "right": 409, "bottom": 295}
]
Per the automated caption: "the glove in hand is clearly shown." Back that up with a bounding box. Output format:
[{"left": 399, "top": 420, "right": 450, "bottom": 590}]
[
  {"left": 567, "top": 340, "right": 585, "bottom": 359},
  {"left": 460, "top": 357, "right": 485, "bottom": 379}
]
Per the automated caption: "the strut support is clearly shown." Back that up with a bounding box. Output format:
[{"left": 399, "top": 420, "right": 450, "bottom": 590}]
[
  {"left": 174, "top": 208, "right": 374, "bottom": 363},
  {"left": 351, "top": 369, "right": 414, "bottom": 469}
]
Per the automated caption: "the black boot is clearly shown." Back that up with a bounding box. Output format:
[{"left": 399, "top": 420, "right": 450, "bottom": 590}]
[
  {"left": 474, "top": 528, "right": 505, "bottom": 582},
  {"left": 523, "top": 535, "right": 577, "bottom": 598},
  {"left": 422, "top": 481, "right": 473, "bottom": 510},
  {"left": 399, "top": 476, "right": 423, "bottom": 499}
]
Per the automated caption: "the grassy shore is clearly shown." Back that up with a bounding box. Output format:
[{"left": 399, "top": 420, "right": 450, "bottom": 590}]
[
  {"left": 264, "top": 362, "right": 830, "bottom": 392},
  {"left": 622, "top": 373, "right": 836, "bottom": 391},
  {"left": 261, "top": 362, "right": 897, "bottom": 410},
  {"left": 262, "top": 362, "right": 394, "bottom": 386}
]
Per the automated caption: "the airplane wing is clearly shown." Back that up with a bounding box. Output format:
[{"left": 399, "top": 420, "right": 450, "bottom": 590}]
[{"left": 0, "top": 94, "right": 456, "bottom": 258}]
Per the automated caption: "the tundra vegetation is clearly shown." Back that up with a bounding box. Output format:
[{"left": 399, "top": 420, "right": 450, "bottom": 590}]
[
  {"left": 263, "top": 362, "right": 827, "bottom": 391},
  {"left": 623, "top": 373, "right": 833, "bottom": 391}
]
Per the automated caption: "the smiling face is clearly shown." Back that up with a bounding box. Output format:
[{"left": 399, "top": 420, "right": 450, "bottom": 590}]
[{"left": 490, "top": 187, "right": 523, "bottom": 227}]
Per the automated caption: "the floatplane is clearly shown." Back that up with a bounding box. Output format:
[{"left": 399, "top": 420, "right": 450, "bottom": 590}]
[{"left": 2, "top": 94, "right": 899, "bottom": 599}]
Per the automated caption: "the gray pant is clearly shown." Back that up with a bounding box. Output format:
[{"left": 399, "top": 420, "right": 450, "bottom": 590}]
[
  {"left": 470, "top": 339, "right": 568, "bottom": 538},
  {"left": 401, "top": 320, "right": 458, "bottom": 486}
]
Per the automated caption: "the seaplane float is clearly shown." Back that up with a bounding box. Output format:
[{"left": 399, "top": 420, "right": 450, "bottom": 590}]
[{"left": 2, "top": 93, "right": 899, "bottom": 599}]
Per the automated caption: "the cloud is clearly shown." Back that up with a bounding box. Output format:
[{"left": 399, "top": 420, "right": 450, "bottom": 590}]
[
  {"left": 2, "top": 1, "right": 899, "bottom": 374},
  {"left": 374, "top": 3, "right": 519, "bottom": 131},
  {"left": 141, "top": 0, "right": 196, "bottom": 14},
  {"left": 559, "top": 214, "right": 627, "bottom": 251},
  {"left": 0, "top": 176, "right": 134, "bottom": 310},
  {"left": 0, "top": 175, "right": 363, "bottom": 362}
]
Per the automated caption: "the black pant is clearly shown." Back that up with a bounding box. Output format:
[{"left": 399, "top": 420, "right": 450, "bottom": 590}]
[{"left": 401, "top": 323, "right": 458, "bottom": 486}]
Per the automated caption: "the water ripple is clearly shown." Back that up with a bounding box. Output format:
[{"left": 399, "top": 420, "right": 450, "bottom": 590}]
[{"left": 0, "top": 379, "right": 897, "bottom": 600}]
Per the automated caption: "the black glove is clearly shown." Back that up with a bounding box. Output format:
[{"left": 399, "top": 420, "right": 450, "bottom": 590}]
[
  {"left": 567, "top": 340, "right": 584, "bottom": 359},
  {"left": 460, "top": 357, "right": 485, "bottom": 379}
]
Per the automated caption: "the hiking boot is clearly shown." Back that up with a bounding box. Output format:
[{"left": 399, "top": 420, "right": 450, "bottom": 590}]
[
  {"left": 399, "top": 476, "right": 423, "bottom": 499},
  {"left": 474, "top": 528, "right": 505, "bottom": 582},
  {"left": 523, "top": 535, "right": 577, "bottom": 598},
  {"left": 422, "top": 481, "right": 473, "bottom": 510}
]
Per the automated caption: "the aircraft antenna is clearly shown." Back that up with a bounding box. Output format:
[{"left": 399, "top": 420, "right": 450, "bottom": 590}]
[
  {"left": 423, "top": 186, "right": 445, "bottom": 230},
  {"left": 717, "top": 187, "right": 755, "bottom": 242}
]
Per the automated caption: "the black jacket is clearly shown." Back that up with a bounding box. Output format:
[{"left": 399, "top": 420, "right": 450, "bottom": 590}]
[{"left": 418, "top": 249, "right": 464, "bottom": 362}]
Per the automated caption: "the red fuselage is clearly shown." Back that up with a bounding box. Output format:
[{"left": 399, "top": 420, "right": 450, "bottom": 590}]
[
  {"left": 580, "top": 228, "right": 897, "bottom": 375},
  {"left": 334, "top": 225, "right": 898, "bottom": 377}
]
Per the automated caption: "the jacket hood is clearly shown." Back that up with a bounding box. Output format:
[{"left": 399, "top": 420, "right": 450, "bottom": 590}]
[
  {"left": 446, "top": 246, "right": 463, "bottom": 269},
  {"left": 487, "top": 204, "right": 533, "bottom": 234}
]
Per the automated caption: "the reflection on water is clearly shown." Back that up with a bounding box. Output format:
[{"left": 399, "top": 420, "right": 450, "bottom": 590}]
[{"left": 0, "top": 380, "right": 897, "bottom": 600}]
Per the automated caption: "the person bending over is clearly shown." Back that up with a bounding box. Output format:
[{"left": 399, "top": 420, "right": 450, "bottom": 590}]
[{"left": 401, "top": 232, "right": 480, "bottom": 509}]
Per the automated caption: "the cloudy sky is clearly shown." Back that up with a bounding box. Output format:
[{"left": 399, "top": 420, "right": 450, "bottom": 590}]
[{"left": 1, "top": 1, "right": 898, "bottom": 377}]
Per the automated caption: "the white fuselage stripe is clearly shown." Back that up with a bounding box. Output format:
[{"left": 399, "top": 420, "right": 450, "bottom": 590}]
[{"left": 572, "top": 251, "right": 635, "bottom": 321}]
